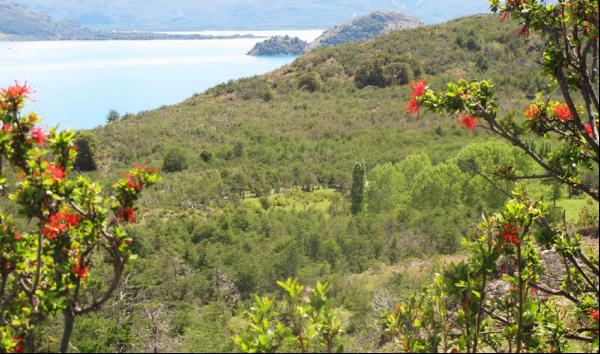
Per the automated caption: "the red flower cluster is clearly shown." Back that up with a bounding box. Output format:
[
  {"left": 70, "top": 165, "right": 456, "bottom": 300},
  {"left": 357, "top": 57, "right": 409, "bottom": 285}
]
[
  {"left": 45, "top": 163, "right": 65, "bottom": 181},
  {"left": 30, "top": 127, "right": 48, "bottom": 146},
  {"left": 497, "top": 223, "right": 520, "bottom": 246},
  {"left": 2, "top": 123, "right": 13, "bottom": 133},
  {"left": 458, "top": 114, "right": 480, "bottom": 132},
  {"left": 125, "top": 173, "right": 142, "bottom": 192},
  {"left": 405, "top": 80, "right": 427, "bottom": 116},
  {"left": 524, "top": 104, "right": 539, "bottom": 120},
  {"left": 11, "top": 337, "right": 23, "bottom": 353},
  {"left": 517, "top": 26, "right": 530, "bottom": 37},
  {"left": 72, "top": 257, "right": 89, "bottom": 280},
  {"left": 0, "top": 81, "right": 33, "bottom": 102},
  {"left": 590, "top": 309, "right": 600, "bottom": 322},
  {"left": 554, "top": 103, "right": 573, "bottom": 122},
  {"left": 118, "top": 207, "right": 136, "bottom": 223},
  {"left": 41, "top": 210, "right": 80, "bottom": 241},
  {"left": 584, "top": 124, "right": 594, "bottom": 137}
]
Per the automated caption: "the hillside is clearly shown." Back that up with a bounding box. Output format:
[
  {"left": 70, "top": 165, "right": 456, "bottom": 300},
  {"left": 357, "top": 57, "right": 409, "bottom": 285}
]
[
  {"left": 0, "top": 0, "right": 94, "bottom": 39},
  {"left": 13, "top": 0, "right": 491, "bottom": 30},
  {"left": 309, "top": 11, "right": 422, "bottom": 49},
  {"left": 12, "top": 12, "right": 598, "bottom": 352}
]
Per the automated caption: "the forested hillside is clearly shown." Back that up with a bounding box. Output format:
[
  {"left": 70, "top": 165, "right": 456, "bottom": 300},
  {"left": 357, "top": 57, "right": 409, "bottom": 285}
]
[
  {"left": 21, "top": 13, "right": 590, "bottom": 352},
  {"left": 2, "top": 6, "right": 597, "bottom": 352}
]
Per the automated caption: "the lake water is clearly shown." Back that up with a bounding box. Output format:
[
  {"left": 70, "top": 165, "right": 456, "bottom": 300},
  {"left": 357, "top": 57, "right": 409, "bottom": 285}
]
[{"left": 0, "top": 30, "right": 322, "bottom": 129}]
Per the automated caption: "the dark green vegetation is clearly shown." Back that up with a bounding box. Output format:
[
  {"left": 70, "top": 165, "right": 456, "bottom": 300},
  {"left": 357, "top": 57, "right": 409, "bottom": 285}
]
[
  {"left": 30, "top": 14, "right": 597, "bottom": 352},
  {"left": 308, "top": 11, "right": 422, "bottom": 50},
  {"left": 248, "top": 36, "right": 308, "bottom": 56},
  {"left": 12, "top": 0, "right": 489, "bottom": 30}
]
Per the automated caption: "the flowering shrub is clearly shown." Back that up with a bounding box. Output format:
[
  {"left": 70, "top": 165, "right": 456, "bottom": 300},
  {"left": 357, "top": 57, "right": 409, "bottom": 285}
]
[
  {"left": 0, "top": 82, "right": 159, "bottom": 352},
  {"left": 384, "top": 0, "right": 599, "bottom": 352}
]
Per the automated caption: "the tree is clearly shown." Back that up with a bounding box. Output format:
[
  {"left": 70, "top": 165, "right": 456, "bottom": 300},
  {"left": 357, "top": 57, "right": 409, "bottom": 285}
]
[
  {"left": 162, "top": 148, "right": 188, "bottom": 173},
  {"left": 390, "top": 0, "right": 599, "bottom": 352},
  {"left": 0, "top": 82, "right": 159, "bottom": 352},
  {"left": 73, "top": 133, "right": 97, "bottom": 171},
  {"left": 106, "top": 109, "right": 120, "bottom": 123},
  {"left": 350, "top": 161, "right": 366, "bottom": 215}
]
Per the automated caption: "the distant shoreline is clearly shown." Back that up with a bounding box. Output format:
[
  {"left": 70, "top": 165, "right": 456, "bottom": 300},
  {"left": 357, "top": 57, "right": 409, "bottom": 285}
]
[{"left": 0, "top": 32, "right": 265, "bottom": 42}]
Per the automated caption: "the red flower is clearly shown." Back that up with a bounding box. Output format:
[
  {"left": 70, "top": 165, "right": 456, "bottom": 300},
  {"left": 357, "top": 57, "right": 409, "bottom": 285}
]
[
  {"left": 30, "top": 127, "right": 48, "bottom": 146},
  {"left": 517, "top": 26, "right": 529, "bottom": 37},
  {"left": 405, "top": 79, "right": 427, "bottom": 116},
  {"left": 458, "top": 114, "right": 480, "bottom": 132},
  {"left": 530, "top": 286, "right": 538, "bottom": 295},
  {"left": 554, "top": 103, "right": 573, "bottom": 122},
  {"left": 499, "top": 12, "right": 511, "bottom": 22},
  {"left": 583, "top": 124, "right": 594, "bottom": 137},
  {"left": 12, "top": 337, "right": 24, "bottom": 353},
  {"left": 524, "top": 104, "right": 539, "bottom": 120},
  {"left": 590, "top": 309, "right": 600, "bottom": 322},
  {"left": 2, "top": 123, "right": 13, "bottom": 133},
  {"left": 118, "top": 207, "right": 136, "bottom": 223},
  {"left": 41, "top": 210, "right": 80, "bottom": 241},
  {"left": 405, "top": 96, "right": 420, "bottom": 116},
  {"left": 125, "top": 173, "right": 142, "bottom": 192},
  {"left": 1, "top": 81, "right": 33, "bottom": 101},
  {"left": 45, "top": 163, "right": 65, "bottom": 181},
  {"left": 72, "top": 258, "right": 89, "bottom": 280},
  {"left": 409, "top": 79, "right": 427, "bottom": 98},
  {"left": 497, "top": 223, "right": 520, "bottom": 246}
]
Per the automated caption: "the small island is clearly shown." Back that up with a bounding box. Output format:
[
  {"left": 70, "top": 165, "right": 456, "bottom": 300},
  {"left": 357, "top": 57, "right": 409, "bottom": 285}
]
[{"left": 247, "top": 35, "right": 308, "bottom": 56}]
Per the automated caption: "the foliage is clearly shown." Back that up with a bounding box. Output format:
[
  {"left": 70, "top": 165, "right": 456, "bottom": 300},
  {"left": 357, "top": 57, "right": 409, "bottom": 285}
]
[
  {"left": 234, "top": 278, "right": 343, "bottom": 353},
  {"left": 383, "top": 1, "right": 599, "bottom": 352},
  {"left": 0, "top": 83, "right": 159, "bottom": 352}
]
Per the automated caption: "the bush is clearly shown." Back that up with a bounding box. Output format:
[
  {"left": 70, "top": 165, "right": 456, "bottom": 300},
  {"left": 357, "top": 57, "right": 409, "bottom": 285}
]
[
  {"left": 162, "top": 148, "right": 188, "bottom": 172},
  {"left": 297, "top": 73, "right": 322, "bottom": 92}
]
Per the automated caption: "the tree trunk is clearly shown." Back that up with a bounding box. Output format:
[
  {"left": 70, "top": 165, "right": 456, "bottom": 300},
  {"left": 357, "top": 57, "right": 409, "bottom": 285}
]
[{"left": 60, "top": 305, "right": 75, "bottom": 353}]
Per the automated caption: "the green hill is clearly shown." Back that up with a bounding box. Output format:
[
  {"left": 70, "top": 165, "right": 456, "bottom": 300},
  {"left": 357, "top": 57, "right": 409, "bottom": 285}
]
[
  {"left": 91, "top": 14, "right": 541, "bottom": 196},
  {"left": 34, "top": 14, "right": 579, "bottom": 353}
]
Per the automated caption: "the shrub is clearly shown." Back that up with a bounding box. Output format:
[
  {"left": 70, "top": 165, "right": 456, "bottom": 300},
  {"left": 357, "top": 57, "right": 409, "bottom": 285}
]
[
  {"left": 297, "top": 73, "right": 322, "bottom": 92},
  {"left": 162, "top": 148, "right": 188, "bottom": 172}
]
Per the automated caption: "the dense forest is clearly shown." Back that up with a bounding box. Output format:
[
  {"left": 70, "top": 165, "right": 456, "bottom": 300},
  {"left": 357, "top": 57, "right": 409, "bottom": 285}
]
[{"left": 1, "top": 1, "right": 598, "bottom": 353}]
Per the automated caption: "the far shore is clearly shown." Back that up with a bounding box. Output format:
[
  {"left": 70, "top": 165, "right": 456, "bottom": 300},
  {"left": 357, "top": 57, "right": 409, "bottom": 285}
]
[{"left": 0, "top": 32, "right": 265, "bottom": 42}]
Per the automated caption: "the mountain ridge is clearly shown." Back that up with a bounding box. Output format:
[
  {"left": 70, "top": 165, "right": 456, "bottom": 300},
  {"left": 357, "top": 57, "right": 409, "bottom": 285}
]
[{"left": 12, "top": 0, "right": 491, "bottom": 30}]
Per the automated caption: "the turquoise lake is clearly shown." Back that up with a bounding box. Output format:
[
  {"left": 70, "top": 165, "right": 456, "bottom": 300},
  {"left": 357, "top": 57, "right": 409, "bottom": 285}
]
[{"left": 0, "top": 30, "right": 322, "bottom": 129}]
